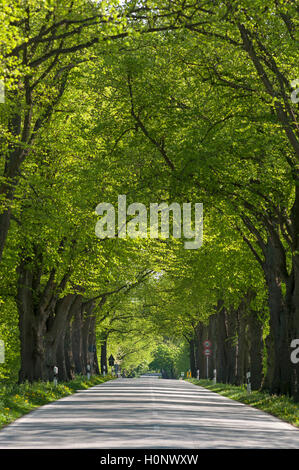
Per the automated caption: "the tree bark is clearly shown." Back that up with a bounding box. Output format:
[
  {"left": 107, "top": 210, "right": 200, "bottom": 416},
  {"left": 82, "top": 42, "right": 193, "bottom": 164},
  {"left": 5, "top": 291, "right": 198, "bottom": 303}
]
[
  {"left": 72, "top": 305, "right": 85, "bottom": 374},
  {"left": 235, "top": 301, "right": 247, "bottom": 386},
  {"left": 226, "top": 307, "right": 238, "bottom": 385},
  {"left": 100, "top": 336, "right": 108, "bottom": 375},
  {"left": 0, "top": 96, "right": 23, "bottom": 262},
  {"left": 263, "top": 240, "right": 292, "bottom": 395},
  {"left": 195, "top": 323, "right": 203, "bottom": 378},
  {"left": 215, "top": 301, "right": 228, "bottom": 383},
  {"left": 64, "top": 319, "right": 76, "bottom": 381},
  {"left": 17, "top": 253, "right": 78, "bottom": 382},
  {"left": 208, "top": 314, "right": 217, "bottom": 378},
  {"left": 56, "top": 295, "right": 81, "bottom": 381},
  {"left": 17, "top": 259, "right": 47, "bottom": 382},
  {"left": 88, "top": 311, "right": 100, "bottom": 375},
  {"left": 289, "top": 185, "right": 299, "bottom": 401},
  {"left": 43, "top": 293, "right": 77, "bottom": 380},
  {"left": 81, "top": 301, "right": 96, "bottom": 374}
]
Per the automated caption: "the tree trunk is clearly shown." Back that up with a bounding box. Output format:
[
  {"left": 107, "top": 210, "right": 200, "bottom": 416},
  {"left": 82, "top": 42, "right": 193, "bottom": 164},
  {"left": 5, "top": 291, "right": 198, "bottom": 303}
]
[
  {"left": 208, "top": 314, "right": 217, "bottom": 378},
  {"left": 81, "top": 301, "right": 95, "bottom": 374},
  {"left": 72, "top": 306, "right": 84, "bottom": 374},
  {"left": 0, "top": 103, "right": 23, "bottom": 262},
  {"left": 17, "top": 253, "right": 79, "bottom": 383},
  {"left": 43, "top": 293, "right": 77, "bottom": 381},
  {"left": 17, "top": 260, "right": 47, "bottom": 382},
  {"left": 56, "top": 296, "right": 81, "bottom": 381},
  {"left": 64, "top": 320, "right": 76, "bottom": 381},
  {"left": 263, "top": 240, "right": 292, "bottom": 395},
  {"left": 236, "top": 301, "right": 247, "bottom": 386},
  {"left": 56, "top": 332, "right": 68, "bottom": 382},
  {"left": 100, "top": 337, "right": 108, "bottom": 375},
  {"left": 226, "top": 307, "right": 238, "bottom": 385},
  {"left": 289, "top": 185, "right": 299, "bottom": 401},
  {"left": 248, "top": 310, "right": 264, "bottom": 390},
  {"left": 88, "top": 312, "right": 99, "bottom": 375},
  {"left": 195, "top": 322, "right": 205, "bottom": 379},
  {"left": 290, "top": 256, "right": 299, "bottom": 401},
  {"left": 215, "top": 302, "right": 228, "bottom": 383}
]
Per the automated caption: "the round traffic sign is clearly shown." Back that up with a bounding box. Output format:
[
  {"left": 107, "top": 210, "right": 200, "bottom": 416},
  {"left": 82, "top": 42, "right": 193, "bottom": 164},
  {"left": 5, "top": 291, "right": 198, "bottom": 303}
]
[
  {"left": 203, "top": 340, "right": 212, "bottom": 349},
  {"left": 203, "top": 349, "right": 212, "bottom": 356}
]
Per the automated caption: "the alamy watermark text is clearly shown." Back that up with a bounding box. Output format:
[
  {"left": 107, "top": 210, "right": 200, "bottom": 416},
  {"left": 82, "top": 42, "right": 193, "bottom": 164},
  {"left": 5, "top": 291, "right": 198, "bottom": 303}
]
[{"left": 95, "top": 195, "right": 203, "bottom": 249}]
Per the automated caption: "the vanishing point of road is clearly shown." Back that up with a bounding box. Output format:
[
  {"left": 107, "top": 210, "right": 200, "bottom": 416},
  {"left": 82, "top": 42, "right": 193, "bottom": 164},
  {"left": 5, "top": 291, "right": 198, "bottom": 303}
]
[{"left": 0, "top": 377, "right": 299, "bottom": 449}]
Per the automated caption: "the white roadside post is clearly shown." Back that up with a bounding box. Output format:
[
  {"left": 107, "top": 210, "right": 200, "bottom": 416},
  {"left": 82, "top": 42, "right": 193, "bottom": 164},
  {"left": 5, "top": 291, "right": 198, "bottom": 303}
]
[
  {"left": 87, "top": 364, "right": 91, "bottom": 380},
  {"left": 0, "top": 340, "right": 4, "bottom": 364},
  {"left": 213, "top": 369, "right": 217, "bottom": 384},
  {"left": 196, "top": 369, "right": 200, "bottom": 380},
  {"left": 53, "top": 366, "right": 58, "bottom": 387},
  {"left": 103, "top": 365, "right": 106, "bottom": 377},
  {"left": 204, "top": 349, "right": 211, "bottom": 379},
  {"left": 246, "top": 371, "right": 251, "bottom": 394}
]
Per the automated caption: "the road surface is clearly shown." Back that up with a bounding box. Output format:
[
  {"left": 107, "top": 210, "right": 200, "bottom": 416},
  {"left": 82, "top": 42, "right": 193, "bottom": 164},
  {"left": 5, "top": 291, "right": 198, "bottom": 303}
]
[{"left": 0, "top": 377, "right": 299, "bottom": 448}]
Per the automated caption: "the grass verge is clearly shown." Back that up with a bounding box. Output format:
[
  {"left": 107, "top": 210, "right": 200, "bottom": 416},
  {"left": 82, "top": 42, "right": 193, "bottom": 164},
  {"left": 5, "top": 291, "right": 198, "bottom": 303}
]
[
  {"left": 187, "top": 378, "right": 299, "bottom": 428},
  {"left": 0, "top": 374, "right": 115, "bottom": 429}
]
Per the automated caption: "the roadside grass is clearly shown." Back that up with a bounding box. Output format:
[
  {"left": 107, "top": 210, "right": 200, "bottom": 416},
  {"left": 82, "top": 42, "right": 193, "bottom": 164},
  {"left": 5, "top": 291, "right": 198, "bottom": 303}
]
[
  {"left": 187, "top": 379, "right": 299, "bottom": 428},
  {"left": 0, "top": 374, "right": 115, "bottom": 429}
]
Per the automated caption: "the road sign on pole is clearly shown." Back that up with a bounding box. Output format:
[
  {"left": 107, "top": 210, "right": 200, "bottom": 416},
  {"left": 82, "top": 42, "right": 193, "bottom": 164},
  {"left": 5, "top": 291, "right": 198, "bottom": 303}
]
[{"left": 202, "top": 340, "right": 212, "bottom": 379}]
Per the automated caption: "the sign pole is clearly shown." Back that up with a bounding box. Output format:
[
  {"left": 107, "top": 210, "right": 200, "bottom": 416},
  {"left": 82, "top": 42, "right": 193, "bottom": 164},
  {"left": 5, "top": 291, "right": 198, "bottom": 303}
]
[{"left": 203, "top": 341, "right": 212, "bottom": 380}]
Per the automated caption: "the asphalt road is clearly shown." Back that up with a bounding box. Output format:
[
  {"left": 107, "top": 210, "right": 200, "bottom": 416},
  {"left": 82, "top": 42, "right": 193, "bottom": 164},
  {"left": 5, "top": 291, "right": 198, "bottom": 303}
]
[{"left": 0, "top": 377, "right": 299, "bottom": 449}]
